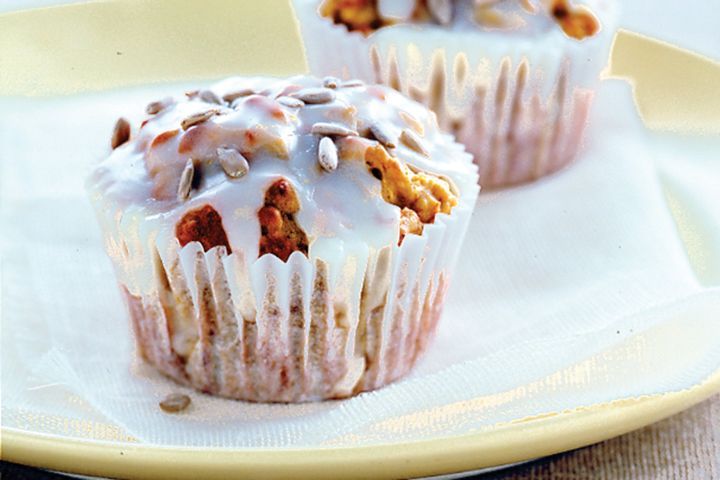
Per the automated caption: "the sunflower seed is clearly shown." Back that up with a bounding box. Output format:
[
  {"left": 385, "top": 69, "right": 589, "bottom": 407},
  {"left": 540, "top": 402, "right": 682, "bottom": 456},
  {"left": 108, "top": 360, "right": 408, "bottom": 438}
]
[
  {"left": 317, "top": 137, "right": 338, "bottom": 172},
  {"left": 400, "top": 129, "right": 430, "bottom": 157},
  {"left": 369, "top": 122, "right": 397, "bottom": 149},
  {"left": 177, "top": 159, "right": 195, "bottom": 201},
  {"left": 146, "top": 97, "right": 173, "bottom": 115},
  {"left": 181, "top": 110, "right": 217, "bottom": 130},
  {"left": 199, "top": 89, "right": 222, "bottom": 105},
  {"left": 217, "top": 146, "right": 249, "bottom": 178},
  {"left": 475, "top": 6, "right": 508, "bottom": 27},
  {"left": 291, "top": 88, "right": 335, "bottom": 104},
  {"left": 428, "top": 0, "right": 453, "bottom": 25},
  {"left": 277, "top": 96, "right": 305, "bottom": 108},
  {"left": 111, "top": 117, "right": 131, "bottom": 149},
  {"left": 222, "top": 88, "right": 255, "bottom": 103},
  {"left": 311, "top": 122, "right": 358, "bottom": 137},
  {"left": 159, "top": 393, "right": 191, "bottom": 413},
  {"left": 520, "top": 0, "right": 537, "bottom": 13},
  {"left": 322, "top": 76, "right": 340, "bottom": 89},
  {"left": 340, "top": 79, "right": 364, "bottom": 88},
  {"left": 399, "top": 111, "right": 424, "bottom": 135}
]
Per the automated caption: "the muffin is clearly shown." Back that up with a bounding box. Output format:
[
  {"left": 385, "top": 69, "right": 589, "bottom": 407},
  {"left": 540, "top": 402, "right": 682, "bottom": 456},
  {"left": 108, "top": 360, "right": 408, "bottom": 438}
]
[
  {"left": 292, "top": 0, "right": 617, "bottom": 188},
  {"left": 87, "top": 76, "right": 479, "bottom": 402}
]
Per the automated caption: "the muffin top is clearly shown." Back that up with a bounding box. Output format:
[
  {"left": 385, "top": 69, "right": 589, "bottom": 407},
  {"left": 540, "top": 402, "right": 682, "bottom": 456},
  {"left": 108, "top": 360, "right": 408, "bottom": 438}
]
[
  {"left": 88, "top": 76, "right": 478, "bottom": 262},
  {"left": 320, "top": 0, "right": 601, "bottom": 40}
]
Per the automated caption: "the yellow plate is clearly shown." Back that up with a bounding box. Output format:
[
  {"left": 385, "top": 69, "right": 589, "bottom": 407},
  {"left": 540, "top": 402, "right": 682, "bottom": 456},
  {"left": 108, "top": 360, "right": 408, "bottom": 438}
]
[
  {"left": 1, "top": 1, "right": 720, "bottom": 478},
  {"left": 3, "top": 368, "right": 719, "bottom": 480}
]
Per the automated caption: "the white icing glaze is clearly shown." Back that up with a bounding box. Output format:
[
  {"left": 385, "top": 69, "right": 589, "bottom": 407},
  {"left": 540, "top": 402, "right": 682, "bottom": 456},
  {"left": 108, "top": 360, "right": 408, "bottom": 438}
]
[{"left": 87, "top": 76, "right": 477, "bottom": 271}]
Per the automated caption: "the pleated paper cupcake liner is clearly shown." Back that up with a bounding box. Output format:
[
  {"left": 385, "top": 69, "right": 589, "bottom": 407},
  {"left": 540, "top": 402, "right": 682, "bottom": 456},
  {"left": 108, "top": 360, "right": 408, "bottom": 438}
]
[
  {"left": 96, "top": 168, "right": 479, "bottom": 403},
  {"left": 292, "top": 0, "right": 617, "bottom": 188}
]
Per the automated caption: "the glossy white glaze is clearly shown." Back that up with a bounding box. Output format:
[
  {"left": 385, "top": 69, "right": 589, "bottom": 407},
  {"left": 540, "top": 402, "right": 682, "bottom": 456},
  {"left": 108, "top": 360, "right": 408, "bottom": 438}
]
[{"left": 87, "top": 76, "right": 478, "bottom": 287}]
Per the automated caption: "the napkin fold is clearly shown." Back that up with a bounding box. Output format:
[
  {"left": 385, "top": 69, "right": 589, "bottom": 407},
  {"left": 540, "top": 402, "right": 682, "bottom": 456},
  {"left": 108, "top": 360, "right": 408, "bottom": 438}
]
[{"left": 1, "top": 80, "right": 719, "bottom": 447}]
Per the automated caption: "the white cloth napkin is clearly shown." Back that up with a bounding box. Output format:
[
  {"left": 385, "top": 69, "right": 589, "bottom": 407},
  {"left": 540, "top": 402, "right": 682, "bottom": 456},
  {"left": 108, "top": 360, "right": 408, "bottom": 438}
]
[{"left": 1, "top": 80, "right": 719, "bottom": 447}]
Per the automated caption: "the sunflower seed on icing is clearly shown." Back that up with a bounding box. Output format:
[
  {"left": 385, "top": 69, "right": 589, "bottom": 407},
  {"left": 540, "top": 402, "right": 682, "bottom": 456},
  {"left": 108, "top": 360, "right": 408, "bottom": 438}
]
[
  {"left": 277, "top": 96, "right": 305, "bottom": 108},
  {"left": 291, "top": 88, "right": 335, "bottom": 104},
  {"left": 520, "top": 0, "right": 537, "bottom": 13},
  {"left": 146, "top": 97, "right": 173, "bottom": 115},
  {"left": 317, "top": 137, "right": 338, "bottom": 172},
  {"left": 311, "top": 122, "right": 358, "bottom": 137},
  {"left": 222, "top": 89, "right": 253, "bottom": 104},
  {"left": 322, "top": 76, "right": 340, "bottom": 89},
  {"left": 428, "top": 0, "right": 453, "bottom": 25},
  {"left": 369, "top": 123, "right": 397, "bottom": 149},
  {"left": 400, "top": 128, "right": 430, "bottom": 157},
  {"left": 475, "top": 5, "right": 508, "bottom": 27},
  {"left": 181, "top": 110, "right": 217, "bottom": 130},
  {"left": 111, "top": 117, "right": 131, "bottom": 149},
  {"left": 177, "top": 159, "right": 195, "bottom": 201},
  {"left": 222, "top": 89, "right": 255, "bottom": 103},
  {"left": 340, "top": 79, "right": 364, "bottom": 88},
  {"left": 199, "top": 89, "right": 222, "bottom": 105},
  {"left": 399, "top": 111, "right": 424, "bottom": 135},
  {"left": 216, "top": 146, "right": 249, "bottom": 179}
]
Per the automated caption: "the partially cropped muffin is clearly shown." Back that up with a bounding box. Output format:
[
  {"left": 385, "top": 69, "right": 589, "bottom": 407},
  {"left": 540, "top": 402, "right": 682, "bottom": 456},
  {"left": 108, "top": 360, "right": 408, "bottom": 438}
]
[
  {"left": 87, "top": 76, "right": 479, "bottom": 402},
  {"left": 292, "top": 0, "right": 617, "bottom": 188}
]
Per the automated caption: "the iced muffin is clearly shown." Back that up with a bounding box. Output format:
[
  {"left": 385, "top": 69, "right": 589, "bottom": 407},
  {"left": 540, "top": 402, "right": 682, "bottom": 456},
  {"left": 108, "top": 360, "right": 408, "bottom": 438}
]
[
  {"left": 87, "top": 76, "right": 479, "bottom": 402},
  {"left": 292, "top": 0, "right": 617, "bottom": 188}
]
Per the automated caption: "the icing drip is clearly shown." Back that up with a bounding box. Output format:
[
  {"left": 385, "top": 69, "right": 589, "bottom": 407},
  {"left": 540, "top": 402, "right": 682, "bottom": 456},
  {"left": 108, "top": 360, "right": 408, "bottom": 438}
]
[{"left": 88, "top": 76, "right": 477, "bottom": 261}]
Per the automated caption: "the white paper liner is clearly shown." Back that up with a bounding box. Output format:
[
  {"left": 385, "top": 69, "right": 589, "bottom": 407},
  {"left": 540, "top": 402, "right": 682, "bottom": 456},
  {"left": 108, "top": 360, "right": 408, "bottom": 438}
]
[
  {"left": 292, "top": 0, "right": 617, "bottom": 188},
  {"left": 90, "top": 162, "right": 478, "bottom": 403}
]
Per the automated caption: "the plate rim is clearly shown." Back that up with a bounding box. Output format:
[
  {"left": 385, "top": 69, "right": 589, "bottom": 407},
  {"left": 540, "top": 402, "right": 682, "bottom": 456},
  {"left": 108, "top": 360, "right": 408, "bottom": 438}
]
[{"left": 2, "top": 367, "right": 719, "bottom": 479}]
